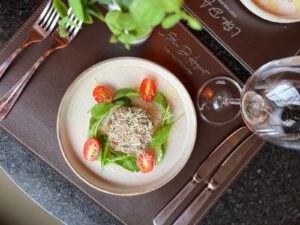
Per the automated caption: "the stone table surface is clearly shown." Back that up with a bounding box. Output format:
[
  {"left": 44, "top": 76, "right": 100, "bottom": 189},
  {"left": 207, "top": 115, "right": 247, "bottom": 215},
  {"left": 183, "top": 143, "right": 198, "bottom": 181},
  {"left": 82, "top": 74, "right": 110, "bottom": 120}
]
[{"left": 0, "top": 1, "right": 300, "bottom": 225}]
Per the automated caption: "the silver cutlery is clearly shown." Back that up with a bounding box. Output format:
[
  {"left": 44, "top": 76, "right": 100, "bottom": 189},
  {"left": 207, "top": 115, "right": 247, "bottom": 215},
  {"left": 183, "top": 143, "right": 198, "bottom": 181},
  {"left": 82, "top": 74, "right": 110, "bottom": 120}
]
[
  {"left": 153, "top": 126, "right": 251, "bottom": 225},
  {"left": 0, "top": 9, "right": 83, "bottom": 120},
  {"left": 0, "top": 0, "right": 58, "bottom": 79},
  {"left": 173, "top": 133, "right": 262, "bottom": 225}
]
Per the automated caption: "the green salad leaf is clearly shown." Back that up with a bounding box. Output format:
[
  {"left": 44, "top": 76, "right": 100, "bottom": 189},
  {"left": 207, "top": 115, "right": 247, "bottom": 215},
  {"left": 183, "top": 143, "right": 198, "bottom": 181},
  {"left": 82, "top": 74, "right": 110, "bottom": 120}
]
[
  {"left": 153, "top": 91, "right": 167, "bottom": 109},
  {"left": 88, "top": 103, "right": 112, "bottom": 138},
  {"left": 105, "top": 151, "right": 138, "bottom": 172},
  {"left": 112, "top": 96, "right": 132, "bottom": 105},
  {"left": 91, "top": 103, "right": 112, "bottom": 119},
  {"left": 153, "top": 91, "right": 172, "bottom": 125},
  {"left": 151, "top": 123, "right": 173, "bottom": 148},
  {"left": 97, "top": 135, "right": 109, "bottom": 171},
  {"left": 113, "top": 88, "right": 139, "bottom": 100}
]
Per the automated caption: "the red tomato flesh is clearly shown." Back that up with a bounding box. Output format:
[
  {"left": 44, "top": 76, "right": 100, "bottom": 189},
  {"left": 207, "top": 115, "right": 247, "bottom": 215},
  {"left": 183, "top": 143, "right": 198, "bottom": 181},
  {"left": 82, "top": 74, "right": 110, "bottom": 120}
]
[
  {"left": 136, "top": 151, "right": 154, "bottom": 173},
  {"left": 139, "top": 78, "right": 157, "bottom": 102},
  {"left": 93, "top": 86, "right": 113, "bottom": 103},
  {"left": 83, "top": 138, "right": 101, "bottom": 161}
]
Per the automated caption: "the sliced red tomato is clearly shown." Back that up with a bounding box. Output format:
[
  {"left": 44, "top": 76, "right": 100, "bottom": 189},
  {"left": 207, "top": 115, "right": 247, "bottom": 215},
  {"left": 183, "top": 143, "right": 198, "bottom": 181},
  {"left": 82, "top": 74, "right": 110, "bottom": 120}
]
[
  {"left": 139, "top": 78, "right": 157, "bottom": 102},
  {"left": 83, "top": 138, "right": 101, "bottom": 161},
  {"left": 93, "top": 85, "right": 113, "bottom": 103},
  {"left": 136, "top": 150, "right": 155, "bottom": 173}
]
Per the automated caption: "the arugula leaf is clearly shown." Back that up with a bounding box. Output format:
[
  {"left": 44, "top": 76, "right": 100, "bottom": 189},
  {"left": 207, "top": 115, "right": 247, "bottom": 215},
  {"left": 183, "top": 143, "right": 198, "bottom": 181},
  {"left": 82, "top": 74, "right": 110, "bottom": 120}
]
[
  {"left": 91, "top": 103, "right": 112, "bottom": 119},
  {"left": 88, "top": 103, "right": 112, "bottom": 138},
  {"left": 153, "top": 91, "right": 172, "bottom": 125},
  {"left": 155, "top": 142, "right": 167, "bottom": 165},
  {"left": 113, "top": 88, "right": 138, "bottom": 100},
  {"left": 88, "top": 117, "right": 99, "bottom": 138},
  {"left": 97, "top": 135, "right": 109, "bottom": 171},
  {"left": 105, "top": 151, "right": 138, "bottom": 172},
  {"left": 113, "top": 96, "right": 132, "bottom": 105},
  {"left": 151, "top": 123, "right": 173, "bottom": 148},
  {"left": 116, "top": 158, "right": 139, "bottom": 172},
  {"left": 153, "top": 91, "right": 167, "bottom": 109}
]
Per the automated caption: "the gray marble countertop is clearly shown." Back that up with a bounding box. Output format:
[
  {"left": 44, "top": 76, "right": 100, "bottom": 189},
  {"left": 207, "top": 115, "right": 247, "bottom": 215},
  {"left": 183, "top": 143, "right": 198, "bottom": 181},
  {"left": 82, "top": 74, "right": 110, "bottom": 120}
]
[{"left": 1, "top": 1, "right": 300, "bottom": 225}]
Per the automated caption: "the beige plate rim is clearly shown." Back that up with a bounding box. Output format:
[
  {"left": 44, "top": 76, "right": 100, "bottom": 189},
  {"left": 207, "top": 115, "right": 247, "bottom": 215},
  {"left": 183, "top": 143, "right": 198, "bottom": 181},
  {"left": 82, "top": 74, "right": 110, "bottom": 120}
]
[{"left": 241, "top": 0, "right": 300, "bottom": 23}]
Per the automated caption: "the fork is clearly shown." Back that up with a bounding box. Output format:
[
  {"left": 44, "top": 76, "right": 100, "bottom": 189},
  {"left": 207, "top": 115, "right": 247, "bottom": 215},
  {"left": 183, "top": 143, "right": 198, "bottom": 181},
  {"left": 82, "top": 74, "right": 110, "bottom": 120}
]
[
  {"left": 0, "top": 9, "right": 83, "bottom": 120},
  {"left": 0, "top": 0, "right": 59, "bottom": 79}
]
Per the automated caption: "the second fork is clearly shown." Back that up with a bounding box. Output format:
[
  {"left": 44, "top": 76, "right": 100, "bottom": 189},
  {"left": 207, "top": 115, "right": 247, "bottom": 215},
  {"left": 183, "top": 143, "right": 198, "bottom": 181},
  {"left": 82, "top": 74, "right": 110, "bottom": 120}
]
[
  {"left": 0, "top": 9, "right": 83, "bottom": 120},
  {"left": 0, "top": 0, "right": 59, "bottom": 80}
]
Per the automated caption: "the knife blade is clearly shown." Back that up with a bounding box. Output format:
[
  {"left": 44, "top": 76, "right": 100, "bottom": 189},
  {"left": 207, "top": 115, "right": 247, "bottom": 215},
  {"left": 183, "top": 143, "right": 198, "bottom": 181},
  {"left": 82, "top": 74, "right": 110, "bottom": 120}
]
[
  {"left": 173, "top": 134, "right": 262, "bottom": 225},
  {"left": 153, "top": 126, "right": 251, "bottom": 225}
]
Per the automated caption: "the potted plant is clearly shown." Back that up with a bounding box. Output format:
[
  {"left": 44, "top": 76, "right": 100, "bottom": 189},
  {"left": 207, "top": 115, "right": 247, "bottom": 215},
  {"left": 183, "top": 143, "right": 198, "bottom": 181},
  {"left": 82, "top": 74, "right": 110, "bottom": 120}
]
[{"left": 53, "top": 0, "right": 201, "bottom": 49}]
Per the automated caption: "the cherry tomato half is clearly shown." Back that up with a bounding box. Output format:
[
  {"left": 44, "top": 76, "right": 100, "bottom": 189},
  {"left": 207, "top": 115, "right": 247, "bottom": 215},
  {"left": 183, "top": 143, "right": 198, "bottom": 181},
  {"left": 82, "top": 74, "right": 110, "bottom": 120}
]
[
  {"left": 93, "top": 85, "right": 113, "bottom": 103},
  {"left": 139, "top": 78, "right": 157, "bottom": 102},
  {"left": 136, "top": 150, "right": 155, "bottom": 173},
  {"left": 83, "top": 138, "right": 101, "bottom": 161}
]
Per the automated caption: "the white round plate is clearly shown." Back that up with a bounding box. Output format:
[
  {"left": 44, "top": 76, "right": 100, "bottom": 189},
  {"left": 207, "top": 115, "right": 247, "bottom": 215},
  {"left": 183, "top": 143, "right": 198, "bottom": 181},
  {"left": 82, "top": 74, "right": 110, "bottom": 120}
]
[{"left": 57, "top": 57, "right": 197, "bottom": 196}]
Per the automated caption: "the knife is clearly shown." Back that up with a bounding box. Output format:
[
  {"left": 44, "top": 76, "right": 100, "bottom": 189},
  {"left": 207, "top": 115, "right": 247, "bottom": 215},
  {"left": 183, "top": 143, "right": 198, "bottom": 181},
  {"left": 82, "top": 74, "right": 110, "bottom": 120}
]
[
  {"left": 173, "top": 134, "right": 262, "bottom": 225},
  {"left": 153, "top": 126, "right": 251, "bottom": 225}
]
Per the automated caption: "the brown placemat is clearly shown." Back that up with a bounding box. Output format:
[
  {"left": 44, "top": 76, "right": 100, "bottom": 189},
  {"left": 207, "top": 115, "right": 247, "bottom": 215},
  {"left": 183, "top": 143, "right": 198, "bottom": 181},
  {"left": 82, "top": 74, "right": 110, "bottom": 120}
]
[
  {"left": 0, "top": 3, "right": 264, "bottom": 225},
  {"left": 184, "top": 0, "right": 300, "bottom": 72}
]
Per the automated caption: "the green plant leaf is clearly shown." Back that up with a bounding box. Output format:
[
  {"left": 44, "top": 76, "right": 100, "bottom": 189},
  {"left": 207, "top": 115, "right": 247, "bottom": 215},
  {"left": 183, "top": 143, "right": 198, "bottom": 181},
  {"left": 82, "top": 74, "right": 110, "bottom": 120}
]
[
  {"left": 105, "top": 10, "right": 123, "bottom": 35},
  {"left": 86, "top": 5, "right": 105, "bottom": 21},
  {"left": 119, "top": 32, "right": 137, "bottom": 46},
  {"left": 109, "top": 35, "right": 119, "bottom": 43},
  {"left": 83, "top": 9, "right": 94, "bottom": 24},
  {"left": 53, "top": 0, "right": 68, "bottom": 17},
  {"left": 160, "top": 0, "right": 183, "bottom": 13},
  {"left": 68, "top": 0, "right": 85, "bottom": 20},
  {"left": 130, "top": 0, "right": 165, "bottom": 27},
  {"left": 162, "top": 14, "right": 181, "bottom": 29},
  {"left": 91, "top": 0, "right": 113, "bottom": 5},
  {"left": 116, "top": 13, "right": 136, "bottom": 31},
  {"left": 113, "top": 88, "right": 138, "bottom": 100},
  {"left": 182, "top": 12, "right": 202, "bottom": 30},
  {"left": 115, "top": 0, "right": 133, "bottom": 8},
  {"left": 128, "top": 25, "right": 151, "bottom": 39}
]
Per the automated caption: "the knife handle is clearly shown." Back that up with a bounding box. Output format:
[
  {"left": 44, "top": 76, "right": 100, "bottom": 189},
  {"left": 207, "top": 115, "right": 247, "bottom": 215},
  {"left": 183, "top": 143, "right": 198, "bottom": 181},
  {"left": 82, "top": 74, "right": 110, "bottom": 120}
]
[
  {"left": 173, "top": 187, "right": 213, "bottom": 225},
  {"left": 153, "top": 179, "right": 202, "bottom": 225}
]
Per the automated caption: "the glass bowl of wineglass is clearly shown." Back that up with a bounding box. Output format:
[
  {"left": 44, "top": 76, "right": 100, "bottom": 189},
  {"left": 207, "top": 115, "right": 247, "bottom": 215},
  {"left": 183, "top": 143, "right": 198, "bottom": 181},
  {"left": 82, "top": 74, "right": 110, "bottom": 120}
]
[{"left": 197, "top": 56, "right": 300, "bottom": 150}]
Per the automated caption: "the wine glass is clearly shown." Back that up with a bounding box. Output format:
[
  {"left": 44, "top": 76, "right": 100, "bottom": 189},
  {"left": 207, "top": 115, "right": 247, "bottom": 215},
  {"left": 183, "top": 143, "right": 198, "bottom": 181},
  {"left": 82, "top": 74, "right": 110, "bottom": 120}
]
[{"left": 197, "top": 56, "right": 300, "bottom": 150}]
